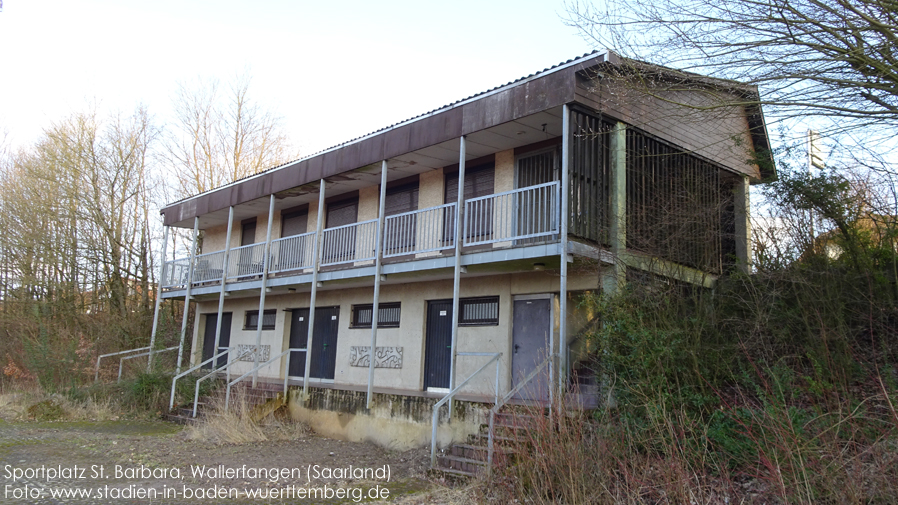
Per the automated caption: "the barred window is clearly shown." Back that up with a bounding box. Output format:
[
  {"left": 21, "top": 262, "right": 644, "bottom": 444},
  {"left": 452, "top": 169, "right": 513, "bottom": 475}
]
[
  {"left": 244, "top": 309, "right": 276, "bottom": 330},
  {"left": 351, "top": 302, "right": 401, "bottom": 328},
  {"left": 459, "top": 296, "right": 499, "bottom": 326}
]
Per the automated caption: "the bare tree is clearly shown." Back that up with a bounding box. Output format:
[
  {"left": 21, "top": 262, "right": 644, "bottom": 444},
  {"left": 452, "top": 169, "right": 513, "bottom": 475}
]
[
  {"left": 164, "top": 74, "right": 296, "bottom": 200},
  {"left": 565, "top": 0, "right": 898, "bottom": 141}
]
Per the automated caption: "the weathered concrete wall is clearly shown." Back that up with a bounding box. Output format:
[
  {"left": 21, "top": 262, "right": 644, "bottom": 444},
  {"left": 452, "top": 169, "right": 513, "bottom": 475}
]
[{"left": 287, "top": 387, "right": 488, "bottom": 450}]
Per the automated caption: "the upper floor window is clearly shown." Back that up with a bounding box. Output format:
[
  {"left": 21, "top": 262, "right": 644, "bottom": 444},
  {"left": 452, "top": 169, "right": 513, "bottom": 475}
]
[
  {"left": 444, "top": 163, "right": 495, "bottom": 203},
  {"left": 241, "top": 219, "right": 257, "bottom": 246},
  {"left": 244, "top": 309, "right": 276, "bottom": 330},
  {"left": 281, "top": 207, "right": 308, "bottom": 237}
]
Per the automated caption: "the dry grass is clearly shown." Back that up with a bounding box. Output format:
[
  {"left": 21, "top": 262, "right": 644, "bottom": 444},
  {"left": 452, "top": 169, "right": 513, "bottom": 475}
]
[
  {"left": 184, "top": 387, "right": 309, "bottom": 444},
  {"left": 0, "top": 381, "right": 120, "bottom": 422}
]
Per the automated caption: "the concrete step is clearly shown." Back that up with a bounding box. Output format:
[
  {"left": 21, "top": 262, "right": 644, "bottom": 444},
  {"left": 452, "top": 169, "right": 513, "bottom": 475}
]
[{"left": 436, "top": 455, "right": 485, "bottom": 475}]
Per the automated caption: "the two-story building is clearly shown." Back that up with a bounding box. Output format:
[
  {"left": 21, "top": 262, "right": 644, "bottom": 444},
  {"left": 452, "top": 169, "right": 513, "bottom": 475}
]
[{"left": 153, "top": 50, "right": 772, "bottom": 448}]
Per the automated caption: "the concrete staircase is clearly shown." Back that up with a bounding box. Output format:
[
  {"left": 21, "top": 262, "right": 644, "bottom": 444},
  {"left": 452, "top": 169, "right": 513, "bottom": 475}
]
[
  {"left": 164, "top": 380, "right": 286, "bottom": 424},
  {"left": 434, "top": 411, "right": 539, "bottom": 478}
]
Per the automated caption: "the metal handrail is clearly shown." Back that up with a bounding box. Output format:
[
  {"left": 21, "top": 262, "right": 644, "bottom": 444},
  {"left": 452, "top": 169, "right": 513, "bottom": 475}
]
[
  {"left": 430, "top": 352, "right": 502, "bottom": 468},
  {"left": 224, "top": 347, "right": 306, "bottom": 410},
  {"left": 168, "top": 347, "right": 234, "bottom": 411},
  {"left": 486, "top": 353, "right": 555, "bottom": 471},
  {"left": 191, "top": 349, "right": 254, "bottom": 417},
  {"left": 95, "top": 346, "right": 151, "bottom": 381},
  {"left": 116, "top": 346, "right": 179, "bottom": 383}
]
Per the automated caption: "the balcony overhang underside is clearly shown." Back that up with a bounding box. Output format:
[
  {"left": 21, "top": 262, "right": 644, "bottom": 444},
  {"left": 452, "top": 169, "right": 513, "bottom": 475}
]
[
  {"left": 167, "top": 106, "right": 566, "bottom": 230},
  {"left": 161, "top": 242, "right": 581, "bottom": 300}
]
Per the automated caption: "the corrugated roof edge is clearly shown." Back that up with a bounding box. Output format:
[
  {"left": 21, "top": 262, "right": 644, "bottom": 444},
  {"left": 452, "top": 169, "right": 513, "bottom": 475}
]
[{"left": 162, "top": 50, "right": 607, "bottom": 210}]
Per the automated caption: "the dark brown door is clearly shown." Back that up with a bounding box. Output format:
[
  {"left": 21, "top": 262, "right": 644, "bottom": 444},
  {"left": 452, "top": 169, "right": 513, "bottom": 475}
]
[
  {"left": 445, "top": 163, "right": 495, "bottom": 244},
  {"left": 323, "top": 198, "right": 358, "bottom": 264},
  {"left": 288, "top": 307, "right": 340, "bottom": 380},
  {"left": 424, "top": 300, "right": 453, "bottom": 390},
  {"left": 202, "top": 312, "right": 232, "bottom": 368},
  {"left": 384, "top": 182, "right": 419, "bottom": 254}
]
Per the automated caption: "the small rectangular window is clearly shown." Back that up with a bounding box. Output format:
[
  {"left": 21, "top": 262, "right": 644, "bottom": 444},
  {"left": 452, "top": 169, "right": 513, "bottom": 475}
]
[
  {"left": 459, "top": 296, "right": 499, "bottom": 326},
  {"left": 244, "top": 309, "right": 276, "bottom": 330},
  {"left": 351, "top": 302, "right": 401, "bottom": 328}
]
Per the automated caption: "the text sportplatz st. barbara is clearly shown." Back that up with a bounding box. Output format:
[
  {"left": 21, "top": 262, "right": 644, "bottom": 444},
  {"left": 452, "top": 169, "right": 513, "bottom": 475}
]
[{"left": 4, "top": 463, "right": 392, "bottom": 502}]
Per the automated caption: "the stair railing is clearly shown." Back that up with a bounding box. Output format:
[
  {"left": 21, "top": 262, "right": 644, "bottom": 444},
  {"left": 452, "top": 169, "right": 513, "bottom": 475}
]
[
  {"left": 116, "top": 346, "right": 180, "bottom": 383},
  {"left": 487, "top": 353, "right": 555, "bottom": 471},
  {"left": 224, "top": 347, "right": 306, "bottom": 410},
  {"left": 95, "top": 346, "right": 151, "bottom": 381},
  {"left": 191, "top": 348, "right": 254, "bottom": 417},
  {"left": 430, "top": 352, "right": 502, "bottom": 468},
  {"left": 168, "top": 347, "right": 234, "bottom": 411}
]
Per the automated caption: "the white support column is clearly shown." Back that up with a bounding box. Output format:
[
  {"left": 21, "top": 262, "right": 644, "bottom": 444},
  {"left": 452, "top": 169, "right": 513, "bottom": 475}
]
[
  {"left": 213, "top": 207, "right": 235, "bottom": 366},
  {"left": 252, "top": 194, "right": 276, "bottom": 387},
  {"left": 448, "top": 135, "right": 466, "bottom": 419},
  {"left": 558, "top": 104, "right": 571, "bottom": 392},
  {"left": 176, "top": 217, "right": 199, "bottom": 374},
  {"left": 303, "top": 179, "right": 327, "bottom": 398},
  {"left": 147, "top": 224, "right": 169, "bottom": 372},
  {"left": 366, "top": 160, "right": 389, "bottom": 409}
]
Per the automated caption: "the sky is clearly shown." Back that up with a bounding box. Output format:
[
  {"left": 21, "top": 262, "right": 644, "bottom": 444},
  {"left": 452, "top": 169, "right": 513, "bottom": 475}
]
[{"left": 0, "top": 0, "right": 595, "bottom": 155}]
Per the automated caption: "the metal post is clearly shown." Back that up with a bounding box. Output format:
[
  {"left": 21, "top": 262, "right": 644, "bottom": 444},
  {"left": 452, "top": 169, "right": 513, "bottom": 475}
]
[
  {"left": 252, "top": 195, "right": 276, "bottom": 387},
  {"left": 607, "top": 122, "right": 627, "bottom": 294},
  {"left": 176, "top": 218, "right": 199, "bottom": 374},
  {"left": 558, "top": 104, "right": 571, "bottom": 392},
  {"left": 213, "top": 207, "right": 235, "bottom": 367},
  {"left": 148, "top": 224, "right": 169, "bottom": 372},
  {"left": 303, "top": 180, "right": 326, "bottom": 397},
  {"left": 367, "top": 160, "right": 389, "bottom": 408},
  {"left": 448, "top": 135, "right": 466, "bottom": 419}
]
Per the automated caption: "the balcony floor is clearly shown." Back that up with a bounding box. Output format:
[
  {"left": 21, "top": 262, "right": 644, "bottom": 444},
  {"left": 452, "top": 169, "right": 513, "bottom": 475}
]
[{"left": 161, "top": 241, "right": 570, "bottom": 300}]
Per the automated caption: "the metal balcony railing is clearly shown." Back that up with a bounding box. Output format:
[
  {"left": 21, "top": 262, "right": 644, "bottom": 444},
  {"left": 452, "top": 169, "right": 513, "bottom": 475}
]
[
  {"left": 192, "top": 250, "right": 226, "bottom": 285},
  {"left": 161, "top": 257, "right": 191, "bottom": 289},
  {"left": 269, "top": 231, "right": 316, "bottom": 274},
  {"left": 383, "top": 203, "right": 457, "bottom": 257},
  {"left": 320, "top": 218, "right": 378, "bottom": 266},
  {"left": 160, "top": 182, "right": 562, "bottom": 291},
  {"left": 464, "top": 181, "right": 560, "bottom": 246},
  {"left": 226, "top": 242, "right": 266, "bottom": 281}
]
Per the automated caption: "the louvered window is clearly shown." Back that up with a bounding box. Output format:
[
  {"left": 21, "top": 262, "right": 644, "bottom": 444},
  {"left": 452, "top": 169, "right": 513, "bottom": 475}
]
[{"left": 351, "top": 302, "right": 401, "bottom": 328}]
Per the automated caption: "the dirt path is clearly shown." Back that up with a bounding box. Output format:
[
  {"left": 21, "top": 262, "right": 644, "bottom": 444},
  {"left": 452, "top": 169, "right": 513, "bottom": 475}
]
[{"left": 0, "top": 419, "right": 442, "bottom": 504}]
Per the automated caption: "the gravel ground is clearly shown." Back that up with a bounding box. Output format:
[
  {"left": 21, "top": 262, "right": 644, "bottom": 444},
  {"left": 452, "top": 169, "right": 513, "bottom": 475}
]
[{"left": 0, "top": 418, "right": 445, "bottom": 505}]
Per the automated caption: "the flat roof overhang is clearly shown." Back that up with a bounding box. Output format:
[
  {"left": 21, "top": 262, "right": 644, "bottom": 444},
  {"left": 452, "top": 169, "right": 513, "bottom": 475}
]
[{"left": 160, "top": 53, "right": 609, "bottom": 229}]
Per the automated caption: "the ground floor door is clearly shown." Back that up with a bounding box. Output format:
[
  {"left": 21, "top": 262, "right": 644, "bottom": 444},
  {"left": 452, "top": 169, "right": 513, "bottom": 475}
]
[
  {"left": 423, "top": 299, "right": 453, "bottom": 390},
  {"left": 512, "top": 297, "right": 551, "bottom": 401},
  {"left": 202, "top": 312, "right": 232, "bottom": 368},
  {"left": 287, "top": 306, "right": 340, "bottom": 380}
]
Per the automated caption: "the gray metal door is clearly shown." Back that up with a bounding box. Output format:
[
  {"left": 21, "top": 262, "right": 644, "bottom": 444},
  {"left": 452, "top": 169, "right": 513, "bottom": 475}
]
[{"left": 512, "top": 298, "right": 551, "bottom": 401}]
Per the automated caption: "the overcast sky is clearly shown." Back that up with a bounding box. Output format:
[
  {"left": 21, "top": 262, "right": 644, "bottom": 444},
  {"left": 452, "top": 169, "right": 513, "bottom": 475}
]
[{"left": 0, "top": 0, "right": 594, "bottom": 155}]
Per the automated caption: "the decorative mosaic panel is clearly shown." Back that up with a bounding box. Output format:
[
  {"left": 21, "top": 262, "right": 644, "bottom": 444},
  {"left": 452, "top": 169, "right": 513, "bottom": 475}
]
[
  {"left": 235, "top": 344, "right": 270, "bottom": 362},
  {"left": 349, "top": 346, "right": 403, "bottom": 369}
]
